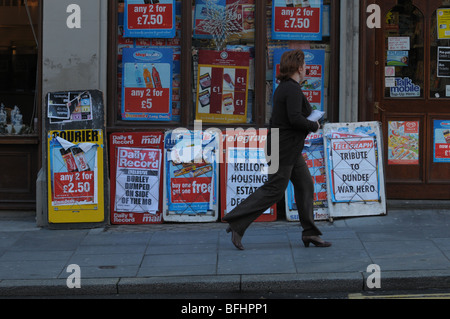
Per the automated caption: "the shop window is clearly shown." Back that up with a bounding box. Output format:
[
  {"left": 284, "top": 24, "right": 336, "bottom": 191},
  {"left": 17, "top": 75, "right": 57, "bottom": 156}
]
[
  {"left": 383, "top": 1, "right": 424, "bottom": 99},
  {"left": 191, "top": 0, "right": 256, "bottom": 124},
  {"left": 113, "top": 0, "right": 337, "bottom": 127},
  {"left": 430, "top": 1, "right": 450, "bottom": 99},
  {"left": 265, "top": 0, "right": 332, "bottom": 124},
  {"left": 0, "top": 2, "right": 39, "bottom": 135},
  {"left": 116, "top": 0, "right": 182, "bottom": 123}
]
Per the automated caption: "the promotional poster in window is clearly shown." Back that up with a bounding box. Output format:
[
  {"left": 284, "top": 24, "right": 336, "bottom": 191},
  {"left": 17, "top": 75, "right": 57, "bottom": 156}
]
[
  {"left": 124, "top": 0, "right": 176, "bottom": 38},
  {"left": 121, "top": 47, "right": 173, "bottom": 121}
]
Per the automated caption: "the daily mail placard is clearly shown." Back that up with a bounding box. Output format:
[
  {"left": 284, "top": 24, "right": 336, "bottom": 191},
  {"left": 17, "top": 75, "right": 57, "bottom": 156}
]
[
  {"left": 110, "top": 132, "right": 164, "bottom": 224},
  {"left": 115, "top": 147, "right": 161, "bottom": 213},
  {"left": 323, "top": 122, "right": 387, "bottom": 218}
]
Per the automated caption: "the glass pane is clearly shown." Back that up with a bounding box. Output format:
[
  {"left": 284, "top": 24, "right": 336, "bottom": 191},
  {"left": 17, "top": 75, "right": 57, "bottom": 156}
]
[
  {"left": 384, "top": 1, "right": 424, "bottom": 98},
  {"left": 192, "top": 0, "right": 255, "bottom": 124},
  {"left": 430, "top": 1, "right": 450, "bottom": 99},
  {"left": 117, "top": 0, "right": 182, "bottom": 122},
  {"left": 265, "top": 0, "right": 331, "bottom": 124},
  {"left": 0, "top": 8, "right": 38, "bottom": 135}
]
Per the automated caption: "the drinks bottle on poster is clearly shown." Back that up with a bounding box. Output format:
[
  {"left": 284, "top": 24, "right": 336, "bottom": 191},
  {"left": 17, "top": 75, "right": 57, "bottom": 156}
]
[
  {"left": 152, "top": 66, "right": 162, "bottom": 88},
  {"left": 143, "top": 67, "right": 154, "bottom": 88},
  {"left": 71, "top": 147, "right": 90, "bottom": 172},
  {"left": 60, "top": 148, "right": 78, "bottom": 172},
  {"left": 135, "top": 64, "right": 143, "bottom": 87}
]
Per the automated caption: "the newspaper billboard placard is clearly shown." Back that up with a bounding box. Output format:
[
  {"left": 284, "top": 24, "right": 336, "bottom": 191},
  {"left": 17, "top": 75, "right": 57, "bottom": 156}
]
[
  {"left": 323, "top": 122, "right": 387, "bottom": 218},
  {"left": 47, "top": 129, "right": 105, "bottom": 224},
  {"left": 163, "top": 129, "right": 219, "bottom": 222},
  {"left": 109, "top": 132, "right": 164, "bottom": 224},
  {"left": 220, "top": 128, "right": 276, "bottom": 222}
]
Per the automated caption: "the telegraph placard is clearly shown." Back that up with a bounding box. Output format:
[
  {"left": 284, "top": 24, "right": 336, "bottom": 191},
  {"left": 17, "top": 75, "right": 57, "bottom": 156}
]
[{"left": 323, "top": 122, "right": 386, "bottom": 218}]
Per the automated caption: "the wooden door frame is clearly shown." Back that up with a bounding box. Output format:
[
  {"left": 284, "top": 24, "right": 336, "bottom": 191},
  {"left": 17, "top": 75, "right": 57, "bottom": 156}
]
[
  {"left": 359, "top": 0, "right": 450, "bottom": 199},
  {"left": 360, "top": 0, "right": 445, "bottom": 121}
]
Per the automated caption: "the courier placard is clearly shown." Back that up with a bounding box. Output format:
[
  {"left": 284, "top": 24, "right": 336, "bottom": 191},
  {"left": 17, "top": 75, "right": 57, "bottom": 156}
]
[{"left": 47, "top": 129, "right": 104, "bottom": 223}]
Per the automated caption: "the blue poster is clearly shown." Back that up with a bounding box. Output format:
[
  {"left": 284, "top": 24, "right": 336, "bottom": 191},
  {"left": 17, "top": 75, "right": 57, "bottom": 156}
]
[
  {"left": 433, "top": 120, "right": 450, "bottom": 163},
  {"left": 286, "top": 131, "right": 328, "bottom": 216},
  {"left": 273, "top": 48, "right": 325, "bottom": 112},
  {"left": 164, "top": 130, "right": 219, "bottom": 215},
  {"left": 271, "top": 0, "right": 323, "bottom": 41},
  {"left": 121, "top": 48, "right": 173, "bottom": 121},
  {"left": 124, "top": 0, "right": 176, "bottom": 38}
]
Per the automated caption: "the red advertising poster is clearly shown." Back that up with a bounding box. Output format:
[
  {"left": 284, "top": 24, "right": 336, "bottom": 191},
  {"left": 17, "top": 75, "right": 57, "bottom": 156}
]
[
  {"left": 53, "top": 171, "right": 95, "bottom": 202},
  {"left": 110, "top": 132, "right": 164, "bottom": 224},
  {"left": 220, "top": 129, "right": 277, "bottom": 222},
  {"left": 271, "top": 0, "right": 323, "bottom": 41},
  {"left": 195, "top": 50, "right": 250, "bottom": 123},
  {"left": 124, "top": 0, "right": 176, "bottom": 38}
]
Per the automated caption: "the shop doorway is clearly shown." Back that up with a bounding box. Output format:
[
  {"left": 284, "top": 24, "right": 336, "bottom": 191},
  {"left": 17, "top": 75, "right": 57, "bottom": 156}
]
[{"left": 362, "top": 0, "right": 450, "bottom": 199}]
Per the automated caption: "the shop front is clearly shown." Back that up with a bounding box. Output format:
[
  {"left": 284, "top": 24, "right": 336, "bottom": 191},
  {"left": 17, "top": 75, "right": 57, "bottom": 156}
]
[
  {"left": 361, "top": 0, "right": 450, "bottom": 199},
  {"left": 0, "top": 0, "right": 342, "bottom": 220},
  {"left": 8, "top": 0, "right": 448, "bottom": 221},
  {"left": 103, "top": 0, "right": 340, "bottom": 224}
]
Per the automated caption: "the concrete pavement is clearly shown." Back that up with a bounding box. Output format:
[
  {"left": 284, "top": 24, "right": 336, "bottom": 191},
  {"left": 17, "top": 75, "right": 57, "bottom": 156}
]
[{"left": 0, "top": 204, "right": 449, "bottom": 297}]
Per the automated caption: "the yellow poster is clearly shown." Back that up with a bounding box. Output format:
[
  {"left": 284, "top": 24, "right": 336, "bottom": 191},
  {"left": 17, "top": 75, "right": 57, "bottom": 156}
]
[
  {"left": 437, "top": 9, "right": 450, "bottom": 39},
  {"left": 47, "top": 129, "right": 104, "bottom": 223}
]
